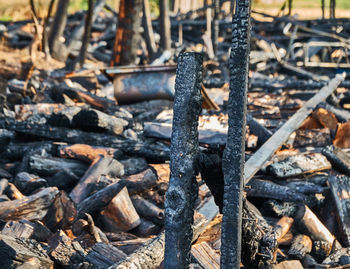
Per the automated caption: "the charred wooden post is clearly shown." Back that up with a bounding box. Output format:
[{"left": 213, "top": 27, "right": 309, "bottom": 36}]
[
  {"left": 143, "top": 0, "right": 157, "bottom": 60},
  {"left": 110, "top": 0, "right": 143, "bottom": 66},
  {"left": 328, "top": 175, "right": 350, "bottom": 247},
  {"left": 221, "top": 0, "right": 251, "bottom": 268},
  {"left": 159, "top": 0, "right": 171, "bottom": 51},
  {"left": 164, "top": 52, "right": 203, "bottom": 268},
  {"left": 48, "top": 0, "right": 69, "bottom": 60}
]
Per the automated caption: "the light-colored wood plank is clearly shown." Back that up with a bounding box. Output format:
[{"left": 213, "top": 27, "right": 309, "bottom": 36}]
[{"left": 191, "top": 242, "right": 220, "bottom": 269}]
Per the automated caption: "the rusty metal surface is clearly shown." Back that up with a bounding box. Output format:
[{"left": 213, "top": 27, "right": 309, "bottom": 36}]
[{"left": 106, "top": 65, "right": 176, "bottom": 104}]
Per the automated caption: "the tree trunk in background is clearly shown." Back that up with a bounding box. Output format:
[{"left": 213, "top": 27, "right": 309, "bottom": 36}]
[
  {"left": 143, "top": 0, "right": 157, "bottom": 60},
  {"left": 48, "top": 0, "right": 69, "bottom": 61},
  {"left": 172, "top": 0, "right": 179, "bottom": 13},
  {"left": 76, "top": 0, "right": 94, "bottom": 69},
  {"left": 212, "top": 0, "right": 220, "bottom": 56},
  {"left": 288, "top": 0, "right": 293, "bottom": 15},
  {"left": 110, "top": 0, "right": 143, "bottom": 66},
  {"left": 159, "top": 0, "right": 171, "bottom": 51},
  {"left": 321, "top": 0, "right": 325, "bottom": 19},
  {"left": 330, "top": 0, "right": 336, "bottom": 19},
  {"left": 42, "top": 0, "right": 56, "bottom": 59}
]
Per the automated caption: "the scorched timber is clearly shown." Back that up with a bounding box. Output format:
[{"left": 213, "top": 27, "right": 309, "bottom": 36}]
[{"left": 164, "top": 52, "right": 203, "bottom": 268}]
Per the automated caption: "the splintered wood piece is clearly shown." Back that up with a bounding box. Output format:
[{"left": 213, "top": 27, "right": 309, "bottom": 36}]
[
  {"left": 111, "top": 238, "right": 153, "bottom": 255},
  {"left": 48, "top": 230, "right": 84, "bottom": 267},
  {"left": 6, "top": 182, "right": 25, "bottom": 200},
  {"left": 288, "top": 234, "right": 312, "bottom": 259},
  {"left": 300, "top": 115, "right": 323, "bottom": 130},
  {"left": 100, "top": 187, "right": 141, "bottom": 232},
  {"left": 295, "top": 205, "right": 335, "bottom": 255},
  {"left": 260, "top": 216, "right": 294, "bottom": 267},
  {"left": 266, "top": 153, "right": 331, "bottom": 178},
  {"left": 275, "top": 260, "right": 303, "bottom": 269},
  {"left": 86, "top": 242, "right": 127, "bottom": 268},
  {"left": 2, "top": 219, "right": 52, "bottom": 242},
  {"left": 293, "top": 129, "right": 331, "bottom": 148},
  {"left": 14, "top": 103, "right": 69, "bottom": 121},
  {"left": 43, "top": 191, "right": 77, "bottom": 231},
  {"left": 191, "top": 242, "right": 220, "bottom": 269},
  {"left": 322, "top": 145, "right": 350, "bottom": 176},
  {"left": 70, "top": 156, "right": 124, "bottom": 204},
  {"left": 313, "top": 108, "right": 338, "bottom": 130},
  {"left": 328, "top": 175, "right": 350, "bottom": 247},
  {"left": 72, "top": 108, "right": 128, "bottom": 135},
  {"left": 334, "top": 120, "right": 350, "bottom": 148},
  {"left": 58, "top": 143, "right": 122, "bottom": 163},
  {"left": 131, "top": 195, "right": 164, "bottom": 225},
  {"left": 124, "top": 168, "right": 157, "bottom": 195},
  {"left": 0, "top": 234, "right": 54, "bottom": 268},
  {"left": 0, "top": 187, "right": 59, "bottom": 221},
  {"left": 77, "top": 180, "right": 127, "bottom": 218},
  {"left": 244, "top": 73, "right": 346, "bottom": 185}
]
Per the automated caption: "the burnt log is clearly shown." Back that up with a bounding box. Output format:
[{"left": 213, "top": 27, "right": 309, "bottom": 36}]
[
  {"left": 72, "top": 109, "right": 128, "bottom": 135},
  {"left": 0, "top": 234, "right": 54, "bottom": 268},
  {"left": 58, "top": 143, "right": 123, "bottom": 164},
  {"left": 0, "top": 187, "right": 59, "bottom": 221},
  {"left": 99, "top": 187, "right": 141, "bottom": 232},
  {"left": 246, "top": 179, "right": 305, "bottom": 202},
  {"left": 14, "top": 172, "right": 47, "bottom": 195},
  {"left": 131, "top": 195, "right": 164, "bottom": 225},
  {"left": 77, "top": 180, "right": 127, "bottom": 218},
  {"left": 124, "top": 168, "right": 157, "bottom": 195},
  {"left": 70, "top": 156, "right": 124, "bottom": 204},
  {"left": 28, "top": 155, "right": 88, "bottom": 177},
  {"left": 322, "top": 145, "right": 350, "bottom": 177}
]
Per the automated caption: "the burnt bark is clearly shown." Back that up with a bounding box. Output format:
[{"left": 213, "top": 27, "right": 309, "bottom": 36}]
[
  {"left": 48, "top": 0, "right": 69, "bottom": 60},
  {"left": 110, "top": 0, "right": 143, "bottom": 66},
  {"left": 164, "top": 52, "right": 203, "bottom": 269},
  {"left": 220, "top": 0, "right": 251, "bottom": 268}
]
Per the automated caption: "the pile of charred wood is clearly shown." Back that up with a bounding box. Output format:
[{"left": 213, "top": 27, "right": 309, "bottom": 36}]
[{"left": 0, "top": 0, "right": 349, "bottom": 268}]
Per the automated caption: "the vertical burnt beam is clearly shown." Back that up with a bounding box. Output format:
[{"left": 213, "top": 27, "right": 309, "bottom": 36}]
[
  {"left": 110, "top": 0, "right": 143, "bottom": 66},
  {"left": 212, "top": 0, "right": 220, "bottom": 56},
  {"left": 220, "top": 0, "right": 251, "bottom": 268},
  {"left": 164, "top": 52, "right": 203, "bottom": 268}
]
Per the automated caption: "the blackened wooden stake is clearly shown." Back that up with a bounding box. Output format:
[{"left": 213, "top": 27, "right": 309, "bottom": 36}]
[
  {"left": 220, "top": 0, "right": 251, "bottom": 268},
  {"left": 164, "top": 52, "right": 203, "bottom": 268}
]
